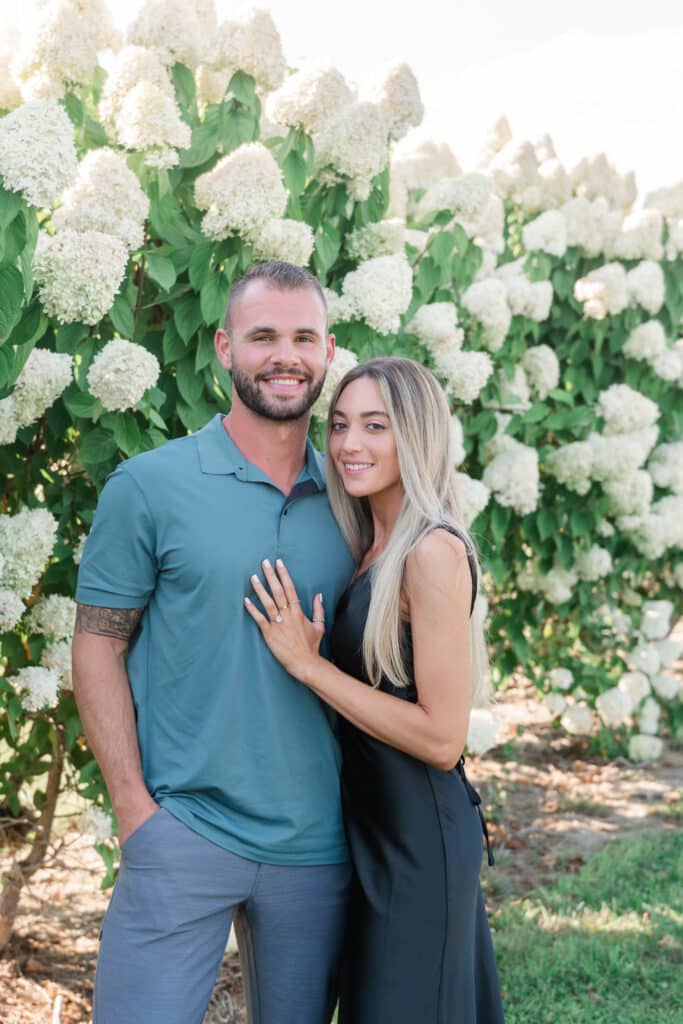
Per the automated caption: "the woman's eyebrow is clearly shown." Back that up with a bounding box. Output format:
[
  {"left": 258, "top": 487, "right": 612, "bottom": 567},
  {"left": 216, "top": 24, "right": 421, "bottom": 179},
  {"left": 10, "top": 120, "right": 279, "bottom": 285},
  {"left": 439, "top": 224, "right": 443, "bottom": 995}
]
[{"left": 331, "top": 410, "right": 390, "bottom": 418}]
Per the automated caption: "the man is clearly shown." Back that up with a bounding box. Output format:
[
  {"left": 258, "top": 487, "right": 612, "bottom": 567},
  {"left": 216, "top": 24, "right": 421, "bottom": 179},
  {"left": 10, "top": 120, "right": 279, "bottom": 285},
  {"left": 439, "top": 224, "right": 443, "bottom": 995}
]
[{"left": 72, "top": 262, "right": 356, "bottom": 1024}]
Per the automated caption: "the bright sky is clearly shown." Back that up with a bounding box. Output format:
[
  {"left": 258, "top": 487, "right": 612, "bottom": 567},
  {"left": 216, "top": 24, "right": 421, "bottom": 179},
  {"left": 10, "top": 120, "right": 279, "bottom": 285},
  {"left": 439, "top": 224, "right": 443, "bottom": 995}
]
[{"left": 10, "top": 0, "right": 683, "bottom": 200}]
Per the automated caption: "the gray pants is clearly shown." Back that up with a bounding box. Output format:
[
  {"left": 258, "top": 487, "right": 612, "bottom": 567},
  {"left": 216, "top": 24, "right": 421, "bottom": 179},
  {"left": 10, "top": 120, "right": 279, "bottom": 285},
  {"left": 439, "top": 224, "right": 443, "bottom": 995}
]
[{"left": 94, "top": 808, "right": 351, "bottom": 1024}]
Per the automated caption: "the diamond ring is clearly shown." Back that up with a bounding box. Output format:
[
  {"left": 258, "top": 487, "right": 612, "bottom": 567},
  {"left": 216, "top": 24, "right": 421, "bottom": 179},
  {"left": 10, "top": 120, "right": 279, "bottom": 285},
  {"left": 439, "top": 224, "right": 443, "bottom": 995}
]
[{"left": 274, "top": 614, "right": 283, "bottom": 623}]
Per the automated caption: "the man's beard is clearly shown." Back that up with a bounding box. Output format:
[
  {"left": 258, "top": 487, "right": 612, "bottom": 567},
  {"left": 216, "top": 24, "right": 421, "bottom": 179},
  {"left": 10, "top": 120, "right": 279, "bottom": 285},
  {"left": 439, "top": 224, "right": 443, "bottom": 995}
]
[{"left": 230, "top": 363, "right": 326, "bottom": 422}]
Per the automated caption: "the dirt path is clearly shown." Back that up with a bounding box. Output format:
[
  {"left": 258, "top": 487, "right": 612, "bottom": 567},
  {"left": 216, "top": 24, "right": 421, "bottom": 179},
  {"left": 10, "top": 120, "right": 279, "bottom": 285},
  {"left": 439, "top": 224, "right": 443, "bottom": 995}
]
[{"left": 1, "top": 681, "right": 681, "bottom": 1024}]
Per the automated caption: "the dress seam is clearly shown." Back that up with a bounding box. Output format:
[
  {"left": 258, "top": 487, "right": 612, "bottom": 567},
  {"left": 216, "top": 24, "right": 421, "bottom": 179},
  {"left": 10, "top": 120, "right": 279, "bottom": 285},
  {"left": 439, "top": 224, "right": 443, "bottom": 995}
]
[{"left": 425, "top": 765, "right": 449, "bottom": 1024}]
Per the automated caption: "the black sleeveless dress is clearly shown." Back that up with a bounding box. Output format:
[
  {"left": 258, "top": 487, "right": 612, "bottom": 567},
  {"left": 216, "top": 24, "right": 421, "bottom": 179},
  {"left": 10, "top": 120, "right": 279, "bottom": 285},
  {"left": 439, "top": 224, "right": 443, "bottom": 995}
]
[{"left": 329, "top": 530, "right": 505, "bottom": 1023}]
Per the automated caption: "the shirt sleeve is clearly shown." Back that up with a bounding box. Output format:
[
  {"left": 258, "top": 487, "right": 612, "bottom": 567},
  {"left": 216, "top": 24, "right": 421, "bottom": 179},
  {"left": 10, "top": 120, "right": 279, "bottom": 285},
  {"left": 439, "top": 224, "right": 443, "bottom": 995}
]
[{"left": 76, "top": 466, "right": 157, "bottom": 609}]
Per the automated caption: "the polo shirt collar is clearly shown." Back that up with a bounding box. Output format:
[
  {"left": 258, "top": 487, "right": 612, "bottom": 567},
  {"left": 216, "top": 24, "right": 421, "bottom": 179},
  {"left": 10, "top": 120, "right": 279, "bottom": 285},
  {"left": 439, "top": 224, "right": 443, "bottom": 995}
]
[{"left": 197, "top": 414, "right": 326, "bottom": 491}]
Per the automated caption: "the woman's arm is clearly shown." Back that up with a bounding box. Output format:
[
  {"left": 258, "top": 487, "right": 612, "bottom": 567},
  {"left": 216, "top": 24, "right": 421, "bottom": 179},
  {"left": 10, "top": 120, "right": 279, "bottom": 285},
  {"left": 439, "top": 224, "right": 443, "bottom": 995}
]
[{"left": 246, "top": 530, "right": 473, "bottom": 770}]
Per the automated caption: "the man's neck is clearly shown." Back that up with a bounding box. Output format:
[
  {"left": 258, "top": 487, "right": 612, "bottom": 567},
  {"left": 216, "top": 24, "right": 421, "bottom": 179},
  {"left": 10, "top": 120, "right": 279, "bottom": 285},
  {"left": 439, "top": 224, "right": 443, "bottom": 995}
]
[{"left": 222, "top": 404, "right": 311, "bottom": 496}]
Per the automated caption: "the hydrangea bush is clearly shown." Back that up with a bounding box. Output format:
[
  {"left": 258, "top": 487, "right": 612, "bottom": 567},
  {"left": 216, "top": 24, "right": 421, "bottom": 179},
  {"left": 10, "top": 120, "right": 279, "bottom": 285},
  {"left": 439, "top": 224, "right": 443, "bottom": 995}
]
[{"left": 1, "top": 0, "right": 682, "bottom": 943}]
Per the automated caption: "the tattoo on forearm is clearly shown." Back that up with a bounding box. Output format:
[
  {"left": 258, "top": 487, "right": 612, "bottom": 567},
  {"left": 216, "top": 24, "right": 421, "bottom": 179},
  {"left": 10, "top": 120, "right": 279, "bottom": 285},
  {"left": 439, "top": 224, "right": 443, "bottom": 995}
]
[{"left": 75, "top": 605, "right": 143, "bottom": 640}]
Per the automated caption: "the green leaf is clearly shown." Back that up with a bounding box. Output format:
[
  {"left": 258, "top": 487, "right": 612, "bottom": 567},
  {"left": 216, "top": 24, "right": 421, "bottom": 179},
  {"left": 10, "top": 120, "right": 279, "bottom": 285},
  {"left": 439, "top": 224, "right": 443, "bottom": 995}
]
[
  {"left": 200, "top": 272, "right": 229, "bottom": 327},
  {"left": 7, "top": 302, "right": 47, "bottom": 350},
  {"left": 179, "top": 121, "right": 220, "bottom": 168},
  {"left": 174, "top": 292, "right": 203, "bottom": 343},
  {"left": 172, "top": 62, "right": 197, "bottom": 118},
  {"left": 109, "top": 294, "right": 135, "bottom": 338},
  {"left": 64, "top": 389, "right": 101, "bottom": 420},
  {"left": 56, "top": 322, "right": 90, "bottom": 353},
  {"left": 522, "top": 403, "right": 549, "bottom": 424},
  {"left": 490, "top": 503, "right": 511, "bottom": 544},
  {"left": 0, "top": 265, "right": 25, "bottom": 339},
  {"left": 175, "top": 352, "right": 205, "bottom": 405},
  {"left": 0, "top": 211, "right": 27, "bottom": 269},
  {"left": 0, "top": 185, "right": 22, "bottom": 229},
  {"left": 537, "top": 506, "right": 555, "bottom": 541},
  {"left": 281, "top": 150, "right": 307, "bottom": 196},
  {"left": 162, "top": 320, "right": 187, "bottom": 364},
  {"left": 188, "top": 240, "right": 214, "bottom": 290},
  {"left": 112, "top": 412, "right": 142, "bottom": 455},
  {"left": 313, "top": 224, "right": 340, "bottom": 277},
  {"left": 194, "top": 328, "right": 215, "bottom": 372},
  {"left": 145, "top": 252, "right": 177, "bottom": 292},
  {"left": 78, "top": 427, "right": 117, "bottom": 464},
  {"left": 228, "top": 70, "right": 257, "bottom": 107}
]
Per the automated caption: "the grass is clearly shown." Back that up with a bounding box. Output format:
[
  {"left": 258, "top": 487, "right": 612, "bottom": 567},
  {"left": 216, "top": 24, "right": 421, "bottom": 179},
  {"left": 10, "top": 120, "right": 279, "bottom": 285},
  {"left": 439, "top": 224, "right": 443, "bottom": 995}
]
[{"left": 493, "top": 829, "right": 683, "bottom": 1023}]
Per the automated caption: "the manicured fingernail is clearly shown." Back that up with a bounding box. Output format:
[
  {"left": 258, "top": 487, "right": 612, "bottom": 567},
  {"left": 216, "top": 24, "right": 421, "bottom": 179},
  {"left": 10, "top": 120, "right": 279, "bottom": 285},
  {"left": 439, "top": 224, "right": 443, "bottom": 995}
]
[
  {"left": 262, "top": 559, "right": 271, "bottom": 568},
  {"left": 251, "top": 574, "right": 258, "bottom": 583},
  {"left": 244, "top": 596, "right": 251, "bottom": 605},
  {"left": 276, "top": 558, "right": 284, "bottom": 567},
  {"left": 319, "top": 593, "right": 324, "bottom": 604}
]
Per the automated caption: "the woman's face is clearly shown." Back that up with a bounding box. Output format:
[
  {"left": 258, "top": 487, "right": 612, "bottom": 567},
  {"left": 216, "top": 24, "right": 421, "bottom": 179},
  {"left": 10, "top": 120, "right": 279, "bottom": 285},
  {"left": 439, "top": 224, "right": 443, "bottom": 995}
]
[{"left": 329, "top": 376, "right": 402, "bottom": 499}]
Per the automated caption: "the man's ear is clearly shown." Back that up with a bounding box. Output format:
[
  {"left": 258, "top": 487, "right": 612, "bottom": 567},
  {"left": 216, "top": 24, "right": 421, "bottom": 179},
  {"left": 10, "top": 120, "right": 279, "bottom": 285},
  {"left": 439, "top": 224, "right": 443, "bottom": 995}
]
[
  {"left": 215, "top": 328, "right": 232, "bottom": 370},
  {"left": 326, "top": 332, "right": 336, "bottom": 366}
]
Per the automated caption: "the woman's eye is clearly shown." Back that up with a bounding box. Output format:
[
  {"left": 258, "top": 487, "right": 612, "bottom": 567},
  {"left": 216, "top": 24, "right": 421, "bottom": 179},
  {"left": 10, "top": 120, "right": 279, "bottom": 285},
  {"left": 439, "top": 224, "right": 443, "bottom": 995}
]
[
  {"left": 330, "top": 422, "right": 346, "bottom": 432},
  {"left": 367, "top": 423, "right": 385, "bottom": 431}
]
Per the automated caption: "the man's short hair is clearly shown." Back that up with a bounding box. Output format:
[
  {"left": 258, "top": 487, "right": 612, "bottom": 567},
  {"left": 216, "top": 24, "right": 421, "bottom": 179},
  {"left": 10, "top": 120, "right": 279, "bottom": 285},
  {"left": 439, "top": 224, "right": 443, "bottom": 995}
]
[{"left": 224, "top": 261, "right": 328, "bottom": 333}]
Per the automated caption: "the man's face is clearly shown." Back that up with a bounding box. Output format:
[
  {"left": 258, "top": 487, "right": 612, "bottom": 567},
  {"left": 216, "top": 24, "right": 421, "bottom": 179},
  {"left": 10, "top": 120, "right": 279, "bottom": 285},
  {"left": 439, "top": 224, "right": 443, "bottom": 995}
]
[{"left": 215, "top": 280, "right": 335, "bottom": 422}]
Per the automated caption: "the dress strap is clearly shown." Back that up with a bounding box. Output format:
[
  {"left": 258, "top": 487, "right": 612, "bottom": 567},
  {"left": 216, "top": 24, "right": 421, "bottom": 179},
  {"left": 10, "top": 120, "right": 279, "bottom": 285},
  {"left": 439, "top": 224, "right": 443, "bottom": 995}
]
[
  {"left": 433, "top": 523, "right": 478, "bottom": 617},
  {"left": 455, "top": 756, "right": 495, "bottom": 867}
]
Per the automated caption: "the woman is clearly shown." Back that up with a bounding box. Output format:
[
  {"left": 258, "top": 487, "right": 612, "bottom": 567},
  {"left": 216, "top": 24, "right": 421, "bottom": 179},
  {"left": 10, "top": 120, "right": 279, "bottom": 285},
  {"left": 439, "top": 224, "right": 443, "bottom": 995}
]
[{"left": 244, "top": 356, "right": 505, "bottom": 1023}]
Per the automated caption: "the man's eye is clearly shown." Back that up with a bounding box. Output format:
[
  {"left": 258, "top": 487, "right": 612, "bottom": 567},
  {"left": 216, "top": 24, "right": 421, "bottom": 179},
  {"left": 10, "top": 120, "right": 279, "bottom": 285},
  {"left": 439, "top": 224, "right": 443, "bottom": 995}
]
[{"left": 297, "top": 335, "right": 315, "bottom": 343}]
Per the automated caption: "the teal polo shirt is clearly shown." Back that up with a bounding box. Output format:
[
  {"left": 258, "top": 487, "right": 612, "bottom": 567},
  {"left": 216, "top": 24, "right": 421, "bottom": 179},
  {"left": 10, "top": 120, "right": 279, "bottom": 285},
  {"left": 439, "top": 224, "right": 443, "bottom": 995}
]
[{"left": 76, "top": 414, "right": 355, "bottom": 864}]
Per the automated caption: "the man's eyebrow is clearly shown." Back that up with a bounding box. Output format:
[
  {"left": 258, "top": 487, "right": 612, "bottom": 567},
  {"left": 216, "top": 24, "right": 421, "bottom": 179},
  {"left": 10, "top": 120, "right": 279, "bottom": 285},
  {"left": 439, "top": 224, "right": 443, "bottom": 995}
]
[{"left": 245, "top": 326, "right": 323, "bottom": 337}]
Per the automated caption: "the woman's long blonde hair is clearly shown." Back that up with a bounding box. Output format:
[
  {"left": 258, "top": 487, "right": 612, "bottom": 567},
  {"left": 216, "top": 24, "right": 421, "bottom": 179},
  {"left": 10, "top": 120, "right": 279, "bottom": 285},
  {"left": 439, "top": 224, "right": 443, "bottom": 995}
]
[{"left": 326, "top": 356, "right": 491, "bottom": 707}]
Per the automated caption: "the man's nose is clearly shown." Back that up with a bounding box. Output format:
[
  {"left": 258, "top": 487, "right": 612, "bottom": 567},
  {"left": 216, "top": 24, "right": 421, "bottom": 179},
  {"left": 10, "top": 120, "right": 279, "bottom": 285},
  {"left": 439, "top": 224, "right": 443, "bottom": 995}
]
[{"left": 271, "top": 338, "right": 304, "bottom": 365}]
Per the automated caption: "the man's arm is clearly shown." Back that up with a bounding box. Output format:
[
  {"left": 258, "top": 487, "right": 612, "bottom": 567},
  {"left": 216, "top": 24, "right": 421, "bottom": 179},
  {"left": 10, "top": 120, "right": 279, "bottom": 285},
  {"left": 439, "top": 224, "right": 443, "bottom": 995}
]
[{"left": 72, "top": 604, "right": 159, "bottom": 847}]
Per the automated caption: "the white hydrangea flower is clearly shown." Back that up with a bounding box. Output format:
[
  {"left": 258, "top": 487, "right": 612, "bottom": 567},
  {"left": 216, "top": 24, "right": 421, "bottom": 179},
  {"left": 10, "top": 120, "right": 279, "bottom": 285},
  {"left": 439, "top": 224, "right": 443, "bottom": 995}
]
[
  {"left": 601, "top": 605, "right": 631, "bottom": 638},
  {"left": 323, "top": 288, "right": 354, "bottom": 327},
  {"left": 251, "top": 219, "right": 315, "bottom": 266},
  {"left": 597, "top": 518, "right": 615, "bottom": 538},
  {"left": 495, "top": 364, "right": 531, "bottom": 411},
  {"left": 454, "top": 472, "right": 490, "bottom": 527},
  {"left": 33, "top": 229, "right": 128, "bottom": 326},
  {"left": 451, "top": 416, "right": 466, "bottom": 468},
  {"left": 627, "top": 495, "right": 683, "bottom": 559},
  {"left": 478, "top": 115, "right": 512, "bottom": 167},
  {"left": 0, "top": 99, "right": 77, "bottom": 208},
  {"left": 573, "top": 263, "right": 629, "bottom": 319},
  {"left": 638, "top": 695, "right": 661, "bottom": 735},
  {"left": 603, "top": 470, "right": 653, "bottom": 517},
  {"left": 482, "top": 437, "right": 539, "bottom": 515},
  {"left": 570, "top": 153, "right": 636, "bottom": 210},
  {"left": 114, "top": 80, "right": 191, "bottom": 166},
  {"left": 0, "top": 31, "right": 22, "bottom": 110},
  {"left": 545, "top": 442, "right": 593, "bottom": 496},
  {"left": 13, "top": 665, "right": 60, "bottom": 711},
  {"left": 0, "top": 589, "right": 25, "bottom": 632},
  {"left": 25, "top": 593, "right": 76, "bottom": 642},
  {"left": 499, "top": 272, "right": 553, "bottom": 323},
  {"left": 311, "top": 346, "right": 359, "bottom": 421},
  {"left": 651, "top": 348, "right": 683, "bottom": 382},
  {"left": 126, "top": 0, "right": 211, "bottom": 68},
  {"left": 99, "top": 46, "right": 174, "bottom": 133},
  {"left": 561, "top": 196, "right": 622, "bottom": 257},
  {"left": 0, "top": 508, "right": 58, "bottom": 599},
  {"left": 521, "top": 345, "right": 559, "bottom": 399},
  {"left": 544, "top": 692, "right": 567, "bottom": 717},
  {"left": 574, "top": 545, "right": 613, "bottom": 581},
  {"left": 522, "top": 210, "right": 567, "bottom": 257},
  {"left": 596, "top": 686, "right": 632, "bottom": 727},
  {"left": 628, "top": 733, "right": 662, "bottom": 762},
  {"left": 487, "top": 139, "right": 540, "bottom": 206},
  {"left": 639, "top": 600, "right": 673, "bottom": 641},
  {"left": 12, "top": 0, "right": 116, "bottom": 99},
  {"left": 407, "top": 302, "right": 463, "bottom": 357},
  {"left": 73, "top": 534, "right": 88, "bottom": 566},
  {"left": 364, "top": 62, "right": 423, "bottom": 142},
  {"left": 41, "top": 639, "right": 73, "bottom": 689},
  {"left": 53, "top": 148, "right": 150, "bottom": 253},
  {"left": 626, "top": 260, "right": 665, "bottom": 315},
  {"left": 404, "top": 228, "right": 428, "bottom": 250},
  {"left": 434, "top": 350, "right": 494, "bottom": 404},
  {"left": 313, "top": 102, "right": 390, "bottom": 202},
  {"left": 465, "top": 708, "right": 499, "bottom": 755},
  {"left": 78, "top": 805, "right": 113, "bottom": 844},
  {"left": 87, "top": 339, "right": 160, "bottom": 412},
  {"left": 618, "top": 670, "right": 651, "bottom": 705},
  {"left": 561, "top": 702, "right": 595, "bottom": 735},
  {"left": 418, "top": 173, "right": 492, "bottom": 220},
  {"left": 198, "top": 8, "right": 286, "bottom": 97},
  {"left": 627, "top": 644, "right": 660, "bottom": 677},
  {"left": 612, "top": 209, "right": 663, "bottom": 261},
  {"left": 517, "top": 558, "right": 544, "bottom": 593},
  {"left": 645, "top": 180, "right": 683, "bottom": 219},
  {"left": 10, "top": 349, "right": 73, "bottom": 430},
  {"left": 393, "top": 138, "right": 462, "bottom": 195},
  {"left": 462, "top": 193, "right": 505, "bottom": 254},
  {"left": 654, "top": 638, "right": 683, "bottom": 668},
  {"left": 588, "top": 428, "right": 658, "bottom": 482},
  {"left": 650, "top": 673, "right": 679, "bottom": 701},
  {"left": 461, "top": 279, "right": 511, "bottom": 353},
  {"left": 346, "top": 219, "right": 405, "bottom": 263},
  {"left": 540, "top": 564, "right": 578, "bottom": 605},
  {"left": 597, "top": 384, "right": 659, "bottom": 435},
  {"left": 267, "top": 66, "right": 353, "bottom": 133},
  {"left": 341, "top": 254, "right": 412, "bottom": 335},
  {"left": 537, "top": 157, "right": 571, "bottom": 206},
  {"left": 623, "top": 320, "right": 667, "bottom": 363},
  {"left": 195, "top": 142, "right": 287, "bottom": 241}
]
